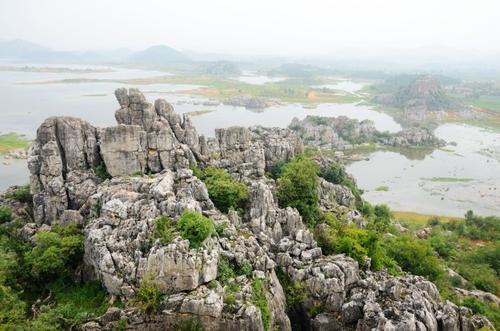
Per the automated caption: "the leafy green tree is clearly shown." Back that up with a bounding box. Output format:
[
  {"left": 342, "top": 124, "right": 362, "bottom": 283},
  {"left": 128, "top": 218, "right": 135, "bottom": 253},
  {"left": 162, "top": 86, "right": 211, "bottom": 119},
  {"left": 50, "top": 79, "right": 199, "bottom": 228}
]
[
  {"left": 0, "top": 284, "right": 26, "bottom": 327},
  {"left": 277, "top": 155, "right": 320, "bottom": 226},
  {"left": 24, "top": 225, "right": 84, "bottom": 280},
  {"left": 177, "top": 210, "right": 214, "bottom": 248},
  {"left": 384, "top": 234, "right": 444, "bottom": 281},
  {"left": 0, "top": 206, "right": 11, "bottom": 224},
  {"left": 315, "top": 213, "right": 396, "bottom": 271},
  {"left": 319, "top": 162, "right": 362, "bottom": 205},
  {"left": 194, "top": 167, "right": 249, "bottom": 213}
]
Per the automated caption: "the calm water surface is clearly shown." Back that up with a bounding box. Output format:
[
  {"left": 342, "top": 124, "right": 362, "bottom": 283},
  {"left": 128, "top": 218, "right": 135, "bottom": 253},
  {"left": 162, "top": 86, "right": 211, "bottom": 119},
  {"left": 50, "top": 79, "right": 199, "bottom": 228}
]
[{"left": 0, "top": 65, "right": 498, "bottom": 217}]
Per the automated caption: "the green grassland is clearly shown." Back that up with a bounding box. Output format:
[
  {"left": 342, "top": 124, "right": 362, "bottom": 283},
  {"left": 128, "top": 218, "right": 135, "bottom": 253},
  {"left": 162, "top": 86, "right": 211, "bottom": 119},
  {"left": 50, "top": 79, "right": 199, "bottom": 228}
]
[
  {"left": 21, "top": 75, "right": 364, "bottom": 105},
  {"left": 0, "top": 133, "right": 30, "bottom": 154}
]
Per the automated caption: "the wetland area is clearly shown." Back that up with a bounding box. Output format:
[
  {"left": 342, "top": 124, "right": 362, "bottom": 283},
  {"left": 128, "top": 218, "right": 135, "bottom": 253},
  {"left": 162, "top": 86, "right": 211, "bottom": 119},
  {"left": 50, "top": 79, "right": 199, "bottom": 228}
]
[{"left": 1, "top": 63, "right": 499, "bottom": 217}]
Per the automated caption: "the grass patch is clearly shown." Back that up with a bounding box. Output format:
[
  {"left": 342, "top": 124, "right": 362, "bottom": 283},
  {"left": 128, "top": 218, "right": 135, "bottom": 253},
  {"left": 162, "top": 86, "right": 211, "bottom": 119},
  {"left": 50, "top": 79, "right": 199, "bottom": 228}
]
[
  {"left": 252, "top": 279, "right": 271, "bottom": 331},
  {"left": 152, "top": 216, "right": 175, "bottom": 245},
  {"left": 184, "top": 109, "right": 216, "bottom": 117},
  {"left": 392, "top": 211, "right": 461, "bottom": 230},
  {"left": 0, "top": 133, "right": 30, "bottom": 154},
  {"left": 453, "top": 94, "right": 500, "bottom": 113},
  {"left": 375, "top": 186, "right": 389, "bottom": 192},
  {"left": 20, "top": 75, "right": 364, "bottom": 105},
  {"left": 422, "top": 177, "right": 473, "bottom": 183},
  {"left": 82, "top": 93, "right": 108, "bottom": 97}
]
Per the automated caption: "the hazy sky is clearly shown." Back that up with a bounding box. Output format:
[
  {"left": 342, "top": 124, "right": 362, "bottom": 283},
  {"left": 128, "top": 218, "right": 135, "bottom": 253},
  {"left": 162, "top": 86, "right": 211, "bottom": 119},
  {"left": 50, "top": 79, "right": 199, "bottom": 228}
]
[{"left": 1, "top": 0, "right": 499, "bottom": 55}]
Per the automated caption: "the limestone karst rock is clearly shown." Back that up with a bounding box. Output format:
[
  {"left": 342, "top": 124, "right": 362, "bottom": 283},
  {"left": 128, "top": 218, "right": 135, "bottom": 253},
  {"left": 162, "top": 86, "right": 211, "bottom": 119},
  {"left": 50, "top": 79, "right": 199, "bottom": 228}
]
[
  {"left": 24, "top": 88, "right": 493, "bottom": 331},
  {"left": 289, "top": 115, "right": 446, "bottom": 150}
]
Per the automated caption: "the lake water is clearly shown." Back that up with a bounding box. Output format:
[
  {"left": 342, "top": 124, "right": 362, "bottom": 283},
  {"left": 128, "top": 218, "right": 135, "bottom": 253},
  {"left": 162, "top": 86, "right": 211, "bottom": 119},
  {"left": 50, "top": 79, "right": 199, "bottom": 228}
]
[
  {"left": 347, "top": 124, "right": 500, "bottom": 217},
  {"left": 0, "top": 64, "right": 498, "bottom": 217}
]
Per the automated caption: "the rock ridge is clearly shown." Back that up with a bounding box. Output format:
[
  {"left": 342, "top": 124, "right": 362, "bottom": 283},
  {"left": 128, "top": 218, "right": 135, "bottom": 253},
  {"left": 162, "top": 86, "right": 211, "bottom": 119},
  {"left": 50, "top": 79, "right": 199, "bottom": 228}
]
[{"left": 24, "top": 88, "right": 493, "bottom": 331}]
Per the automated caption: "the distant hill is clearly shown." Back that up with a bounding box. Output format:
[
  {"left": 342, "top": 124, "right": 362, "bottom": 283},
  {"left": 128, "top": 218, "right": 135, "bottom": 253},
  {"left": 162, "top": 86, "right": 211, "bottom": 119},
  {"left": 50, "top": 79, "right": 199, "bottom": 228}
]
[
  {"left": 373, "top": 75, "right": 463, "bottom": 117},
  {"left": 0, "top": 40, "right": 188, "bottom": 65},
  {"left": 128, "top": 45, "right": 190, "bottom": 64},
  {"left": 0, "top": 39, "right": 73, "bottom": 61}
]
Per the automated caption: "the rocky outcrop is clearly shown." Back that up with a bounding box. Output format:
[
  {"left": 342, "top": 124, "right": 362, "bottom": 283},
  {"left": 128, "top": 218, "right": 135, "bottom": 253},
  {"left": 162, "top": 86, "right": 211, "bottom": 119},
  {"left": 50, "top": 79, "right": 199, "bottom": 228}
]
[
  {"left": 223, "top": 95, "right": 279, "bottom": 109},
  {"left": 25, "top": 88, "right": 493, "bottom": 331},
  {"left": 454, "top": 288, "right": 500, "bottom": 306},
  {"left": 289, "top": 115, "right": 445, "bottom": 150},
  {"left": 373, "top": 75, "right": 474, "bottom": 121},
  {"left": 28, "top": 116, "right": 101, "bottom": 224},
  {"left": 211, "top": 126, "right": 303, "bottom": 179}
]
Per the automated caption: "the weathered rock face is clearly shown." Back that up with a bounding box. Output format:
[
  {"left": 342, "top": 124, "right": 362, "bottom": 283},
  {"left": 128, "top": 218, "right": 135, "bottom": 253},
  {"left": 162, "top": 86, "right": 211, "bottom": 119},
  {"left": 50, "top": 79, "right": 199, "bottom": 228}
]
[
  {"left": 289, "top": 115, "right": 445, "bottom": 150},
  {"left": 210, "top": 126, "right": 303, "bottom": 179},
  {"left": 25, "top": 88, "right": 493, "bottom": 331},
  {"left": 28, "top": 116, "right": 101, "bottom": 224}
]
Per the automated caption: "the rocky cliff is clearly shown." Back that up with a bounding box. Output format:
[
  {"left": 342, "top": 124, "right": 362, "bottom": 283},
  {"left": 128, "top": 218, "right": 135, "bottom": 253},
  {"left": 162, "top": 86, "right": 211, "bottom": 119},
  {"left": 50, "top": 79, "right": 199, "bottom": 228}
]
[{"left": 23, "top": 89, "right": 492, "bottom": 330}]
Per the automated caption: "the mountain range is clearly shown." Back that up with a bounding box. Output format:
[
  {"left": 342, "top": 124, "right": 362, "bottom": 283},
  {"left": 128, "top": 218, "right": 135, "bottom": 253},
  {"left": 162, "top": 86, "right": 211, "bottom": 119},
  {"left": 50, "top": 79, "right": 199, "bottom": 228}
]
[{"left": 0, "top": 39, "right": 190, "bottom": 64}]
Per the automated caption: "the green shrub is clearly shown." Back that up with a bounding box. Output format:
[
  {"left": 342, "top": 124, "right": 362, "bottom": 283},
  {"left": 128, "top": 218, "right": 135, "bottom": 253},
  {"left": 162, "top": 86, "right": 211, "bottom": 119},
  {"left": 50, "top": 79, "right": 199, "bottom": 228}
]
[
  {"left": 217, "top": 256, "right": 236, "bottom": 284},
  {"left": 384, "top": 234, "right": 444, "bottom": 281},
  {"left": 239, "top": 261, "right": 253, "bottom": 277},
  {"left": 456, "top": 261, "right": 499, "bottom": 294},
  {"left": 214, "top": 223, "right": 226, "bottom": 237},
  {"left": 135, "top": 274, "right": 162, "bottom": 313},
  {"left": 194, "top": 167, "right": 249, "bottom": 213},
  {"left": 267, "top": 160, "right": 286, "bottom": 179},
  {"left": 0, "top": 284, "right": 26, "bottom": 327},
  {"left": 217, "top": 256, "right": 253, "bottom": 284},
  {"left": 276, "top": 268, "right": 309, "bottom": 312},
  {"left": 319, "top": 163, "right": 362, "bottom": 204},
  {"left": 277, "top": 155, "right": 320, "bottom": 226},
  {"left": 0, "top": 249, "right": 18, "bottom": 285},
  {"left": 0, "top": 206, "right": 12, "bottom": 224},
  {"left": 95, "top": 164, "right": 112, "bottom": 181},
  {"left": 153, "top": 216, "right": 175, "bottom": 245},
  {"left": 177, "top": 318, "right": 204, "bottom": 331},
  {"left": 320, "top": 162, "right": 347, "bottom": 185},
  {"left": 463, "top": 211, "right": 500, "bottom": 241},
  {"left": 47, "top": 279, "right": 110, "bottom": 326},
  {"left": 24, "top": 226, "right": 84, "bottom": 280},
  {"left": 252, "top": 278, "right": 271, "bottom": 331},
  {"left": 315, "top": 213, "right": 397, "bottom": 272},
  {"left": 429, "top": 231, "right": 457, "bottom": 259},
  {"left": 462, "top": 297, "right": 500, "bottom": 330},
  {"left": 177, "top": 210, "right": 214, "bottom": 249},
  {"left": 113, "top": 317, "right": 128, "bottom": 331},
  {"left": 29, "top": 305, "right": 65, "bottom": 331},
  {"left": 8, "top": 185, "right": 32, "bottom": 204}
]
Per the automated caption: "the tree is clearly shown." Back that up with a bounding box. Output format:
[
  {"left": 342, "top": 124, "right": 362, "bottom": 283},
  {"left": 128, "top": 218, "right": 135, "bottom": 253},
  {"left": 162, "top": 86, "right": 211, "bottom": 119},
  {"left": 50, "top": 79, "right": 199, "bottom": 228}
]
[{"left": 277, "top": 155, "right": 320, "bottom": 226}]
